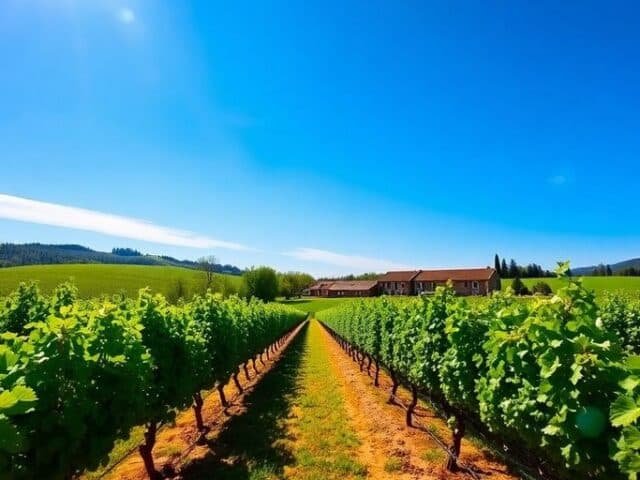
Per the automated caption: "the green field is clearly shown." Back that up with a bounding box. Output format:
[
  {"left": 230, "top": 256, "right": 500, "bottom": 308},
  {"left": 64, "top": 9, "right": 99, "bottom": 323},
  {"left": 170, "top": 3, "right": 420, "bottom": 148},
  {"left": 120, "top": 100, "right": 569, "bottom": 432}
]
[
  {"left": 501, "top": 276, "right": 640, "bottom": 296},
  {"left": 3, "top": 265, "right": 639, "bottom": 304},
  {"left": 0, "top": 264, "right": 241, "bottom": 299}
]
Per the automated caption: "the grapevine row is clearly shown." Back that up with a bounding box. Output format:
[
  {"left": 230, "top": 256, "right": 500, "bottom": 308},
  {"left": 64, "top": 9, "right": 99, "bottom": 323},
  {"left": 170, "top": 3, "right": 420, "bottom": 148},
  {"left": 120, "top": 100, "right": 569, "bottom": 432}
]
[
  {"left": 0, "top": 282, "right": 306, "bottom": 480},
  {"left": 317, "top": 263, "right": 640, "bottom": 479}
]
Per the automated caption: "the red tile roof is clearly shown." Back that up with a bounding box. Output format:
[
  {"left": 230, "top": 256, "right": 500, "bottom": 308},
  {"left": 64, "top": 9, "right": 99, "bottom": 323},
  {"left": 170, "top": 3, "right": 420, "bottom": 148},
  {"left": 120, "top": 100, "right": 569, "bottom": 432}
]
[
  {"left": 414, "top": 267, "right": 496, "bottom": 282},
  {"left": 308, "top": 282, "right": 333, "bottom": 291},
  {"left": 328, "top": 280, "right": 379, "bottom": 291},
  {"left": 378, "top": 271, "right": 421, "bottom": 282}
]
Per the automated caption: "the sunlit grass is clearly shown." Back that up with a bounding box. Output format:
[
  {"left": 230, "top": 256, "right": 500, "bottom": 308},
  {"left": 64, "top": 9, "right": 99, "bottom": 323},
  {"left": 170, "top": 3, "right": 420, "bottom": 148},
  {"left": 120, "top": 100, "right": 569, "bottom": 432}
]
[
  {"left": 284, "top": 321, "right": 367, "bottom": 479},
  {"left": 0, "top": 264, "right": 240, "bottom": 299}
]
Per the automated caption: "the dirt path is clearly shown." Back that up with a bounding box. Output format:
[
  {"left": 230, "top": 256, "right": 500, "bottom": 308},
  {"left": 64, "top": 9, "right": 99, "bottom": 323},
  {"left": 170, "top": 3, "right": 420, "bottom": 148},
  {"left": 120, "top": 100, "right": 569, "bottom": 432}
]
[{"left": 318, "top": 321, "right": 520, "bottom": 480}]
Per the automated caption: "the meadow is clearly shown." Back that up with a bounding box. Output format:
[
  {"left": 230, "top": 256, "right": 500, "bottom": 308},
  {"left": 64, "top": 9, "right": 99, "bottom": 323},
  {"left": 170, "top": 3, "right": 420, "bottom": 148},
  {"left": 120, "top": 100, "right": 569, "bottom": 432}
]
[
  {"left": 501, "top": 275, "right": 640, "bottom": 296},
  {"left": 0, "top": 264, "right": 241, "bottom": 299}
]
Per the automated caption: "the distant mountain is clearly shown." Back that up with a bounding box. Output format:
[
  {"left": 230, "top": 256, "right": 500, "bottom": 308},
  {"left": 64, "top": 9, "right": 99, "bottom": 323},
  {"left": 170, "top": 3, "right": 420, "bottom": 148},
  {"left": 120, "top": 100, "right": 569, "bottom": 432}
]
[
  {"left": 573, "top": 258, "right": 640, "bottom": 276},
  {"left": 0, "top": 243, "right": 243, "bottom": 275}
]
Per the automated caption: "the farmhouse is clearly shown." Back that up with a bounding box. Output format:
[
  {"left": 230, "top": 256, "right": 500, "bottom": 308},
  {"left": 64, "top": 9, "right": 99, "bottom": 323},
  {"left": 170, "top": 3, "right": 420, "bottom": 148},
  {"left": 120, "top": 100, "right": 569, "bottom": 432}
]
[
  {"left": 308, "top": 281, "right": 334, "bottom": 297},
  {"left": 308, "top": 267, "right": 499, "bottom": 297},
  {"left": 414, "top": 267, "right": 499, "bottom": 296},
  {"left": 308, "top": 280, "right": 379, "bottom": 297},
  {"left": 377, "top": 271, "right": 420, "bottom": 295}
]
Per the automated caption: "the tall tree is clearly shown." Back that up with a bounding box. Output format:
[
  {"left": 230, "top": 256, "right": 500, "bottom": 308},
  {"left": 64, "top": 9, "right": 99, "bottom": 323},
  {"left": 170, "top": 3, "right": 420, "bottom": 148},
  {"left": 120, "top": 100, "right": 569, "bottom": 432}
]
[
  {"left": 279, "top": 272, "right": 315, "bottom": 299},
  {"left": 501, "top": 258, "right": 509, "bottom": 278},
  {"left": 509, "top": 259, "right": 519, "bottom": 279},
  {"left": 242, "top": 266, "right": 279, "bottom": 302},
  {"left": 606, "top": 265, "right": 613, "bottom": 276},
  {"left": 494, "top": 254, "right": 501, "bottom": 276},
  {"left": 197, "top": 255, "right": 218, "bottom": 285}
]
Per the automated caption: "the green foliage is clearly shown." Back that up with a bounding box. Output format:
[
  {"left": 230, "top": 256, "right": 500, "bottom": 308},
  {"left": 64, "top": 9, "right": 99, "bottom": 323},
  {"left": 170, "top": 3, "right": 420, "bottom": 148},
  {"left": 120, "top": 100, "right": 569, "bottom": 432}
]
[
  {"left": 478, "top": 277, "right": 624, "bottom": 475},
  {"left": 600, "top": 293, "right": 640, "bottom": 354},
  {"left": 439, "top": 295, "right": 497, "bottom": 413},
  {"left": 318, "top": 268, "right": 640, "bottom": 478},
  {"left": 242, "top": 266, "right": 279, "bottom": 302},
  {"left": 612, "top": 356, "right": 640, "bottom": 479},
  {"left": 510, "top": 276, "right": 530, "bottom": 296},
  {"left": 278, "top": 272, "right": 315, "bottom": 299},
  {"left": 0, "top": 283, "right": 48, "bottom": 334},
  {"left": 532, "top": 281, "right": 553, "bottom": 296},
  {"left": 408, "top": 286, "right": 454, "bottom": 393},
  {"left": 0, "top": 281, "right": 305, "bottom": 479}
]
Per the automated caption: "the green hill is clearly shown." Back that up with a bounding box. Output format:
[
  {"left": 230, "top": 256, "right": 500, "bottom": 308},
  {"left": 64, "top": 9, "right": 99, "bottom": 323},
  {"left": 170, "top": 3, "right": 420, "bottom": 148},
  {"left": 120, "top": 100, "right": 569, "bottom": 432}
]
[
  {"left": 501, "top": 276, "right": 640, "bottom": 296},
  {"left": 0, "top": 264, "right": 242, "bottom": 300},
  {"left": 0, "top": 242, "right": 243, "bottom": 275},
  {"left": 573, "top": 258, "right": 640, "bottom": 276}
]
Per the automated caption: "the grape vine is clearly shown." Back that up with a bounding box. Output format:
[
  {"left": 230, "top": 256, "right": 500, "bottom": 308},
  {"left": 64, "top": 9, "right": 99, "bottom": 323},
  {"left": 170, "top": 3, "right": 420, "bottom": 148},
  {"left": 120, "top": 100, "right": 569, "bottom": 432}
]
[
  {"left": 318, "top": 263, "right": 640, "bottom": 478},
  {"left": 0, "top": 282, "right": 305, "bottom": 479}
]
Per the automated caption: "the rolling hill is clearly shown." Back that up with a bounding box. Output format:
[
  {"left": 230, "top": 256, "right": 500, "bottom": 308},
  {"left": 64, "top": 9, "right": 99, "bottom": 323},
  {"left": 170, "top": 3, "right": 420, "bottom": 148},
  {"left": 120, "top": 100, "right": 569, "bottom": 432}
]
[
  {"left": 573, "top": 258, "right": 640, "bottom": 276},
  {"left": 0, "top": 243, "right": 243, "bottom": 275},
  {"left": 0, "top": 264, "right": 242, "bottom": 299}
]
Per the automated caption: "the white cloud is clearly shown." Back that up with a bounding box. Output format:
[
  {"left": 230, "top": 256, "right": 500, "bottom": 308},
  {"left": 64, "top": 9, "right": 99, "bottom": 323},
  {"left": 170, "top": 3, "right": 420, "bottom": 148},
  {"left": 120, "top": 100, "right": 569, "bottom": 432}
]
[
  {"left": 285, "top": 247, "right": 410, "bottom": 272},
  {"left": 548, "top": 174, "right": 567, "bottom": 185},
  {"left": 117, "top": 7, "right": 135, "bottom": 24},
  {"left": 0, "top": 194, "right": 250, "bottom": 251}
]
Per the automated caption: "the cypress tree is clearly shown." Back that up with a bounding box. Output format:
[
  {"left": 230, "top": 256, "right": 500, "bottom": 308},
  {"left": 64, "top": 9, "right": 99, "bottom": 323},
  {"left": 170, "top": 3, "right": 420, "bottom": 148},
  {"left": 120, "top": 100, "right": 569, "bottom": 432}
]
[
  {"left": 501, "top": 259, "right": 509, "bottom": 278},
  {"left": 511, "top": 275, "right": 527, "bottom": 295},
  {"left": 509, "top": 259, "right": 519, "bottom": 278}
]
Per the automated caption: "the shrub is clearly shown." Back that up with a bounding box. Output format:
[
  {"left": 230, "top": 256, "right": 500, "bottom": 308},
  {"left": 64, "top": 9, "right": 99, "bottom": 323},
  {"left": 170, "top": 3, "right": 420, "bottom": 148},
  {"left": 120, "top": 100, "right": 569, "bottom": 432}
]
[
  {"left": 510, "top": 276, "right": 529, "bottom": 296},
  {"left": 532, "top": 281, "right": 552, "bottom": 296}
]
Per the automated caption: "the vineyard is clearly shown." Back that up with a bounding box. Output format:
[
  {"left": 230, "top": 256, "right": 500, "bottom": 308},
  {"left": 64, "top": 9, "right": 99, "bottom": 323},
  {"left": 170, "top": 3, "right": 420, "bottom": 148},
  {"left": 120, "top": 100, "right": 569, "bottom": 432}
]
[
  {"left": 2, "top": 267, "right": 640, "bottom": 479},
  {"left": 317, "top": 263, "right": 640, "bottom": 479},
  {"left": 0, "top": 282, "right": 306, "bottom": 479}
]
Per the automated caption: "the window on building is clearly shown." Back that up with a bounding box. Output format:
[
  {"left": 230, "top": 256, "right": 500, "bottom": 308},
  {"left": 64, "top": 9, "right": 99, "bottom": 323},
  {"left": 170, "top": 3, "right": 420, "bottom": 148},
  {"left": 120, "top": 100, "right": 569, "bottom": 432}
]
[{"left": 472, "top": 281, "right": 479, "bottom": 289}]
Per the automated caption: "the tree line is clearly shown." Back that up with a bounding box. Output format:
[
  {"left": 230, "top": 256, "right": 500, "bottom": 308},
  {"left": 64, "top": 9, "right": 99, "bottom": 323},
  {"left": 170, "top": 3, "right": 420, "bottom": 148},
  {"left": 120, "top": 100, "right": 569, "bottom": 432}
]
[
  {"left": 590, "top": 263, "right": 640, "bottom": 276},
  {"left": 0, "top": 243, "right": 243, "bottom": 274},
  {"left": 494, "top": 254, "right": 556, "bottom": 279},
  {"left": 317, "top": 272, "right": 380, "bottom": 281},
  {"left": 197, "top": 258, "right": 315, "bottom": 302}
]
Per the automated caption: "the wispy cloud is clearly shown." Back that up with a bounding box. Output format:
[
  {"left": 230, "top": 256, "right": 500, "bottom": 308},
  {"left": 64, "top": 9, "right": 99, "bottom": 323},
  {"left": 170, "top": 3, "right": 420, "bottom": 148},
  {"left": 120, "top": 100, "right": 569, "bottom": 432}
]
[
  {"left": 0, "top": 194, "right": 250, "bottom": 251},
  {"left": 285, "top": 247, "right": 410, "bottom": 272},
  {"left": 117, "top": 7, "right": 135, "bottom": 24},
  {"left": 548, "top": 174, "right": 567, "bottom": 186}
]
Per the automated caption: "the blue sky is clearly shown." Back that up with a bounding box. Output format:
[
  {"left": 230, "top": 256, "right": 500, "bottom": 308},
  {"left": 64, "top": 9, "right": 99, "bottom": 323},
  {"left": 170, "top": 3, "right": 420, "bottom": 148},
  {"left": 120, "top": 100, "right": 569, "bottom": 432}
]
[{"left": 1, "top": 1, "right": 639, "bottom": 276}]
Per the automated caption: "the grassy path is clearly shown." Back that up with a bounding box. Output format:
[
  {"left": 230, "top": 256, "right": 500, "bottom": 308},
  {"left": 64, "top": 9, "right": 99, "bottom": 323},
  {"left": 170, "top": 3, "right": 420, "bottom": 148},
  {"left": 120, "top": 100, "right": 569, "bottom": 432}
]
[
  {"left": 280, "top": 321, "right": 366, "bottom": 480},
  {"left": 178, "top": 321, "right": 366, "bottom": 480}
]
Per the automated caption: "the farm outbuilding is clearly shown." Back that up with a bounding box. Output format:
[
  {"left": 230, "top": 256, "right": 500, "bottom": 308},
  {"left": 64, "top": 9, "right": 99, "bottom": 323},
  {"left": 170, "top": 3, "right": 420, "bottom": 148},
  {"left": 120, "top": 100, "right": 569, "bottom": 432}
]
[{"left": 308, "top": 280, "right": 379, "bottom": 297}]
